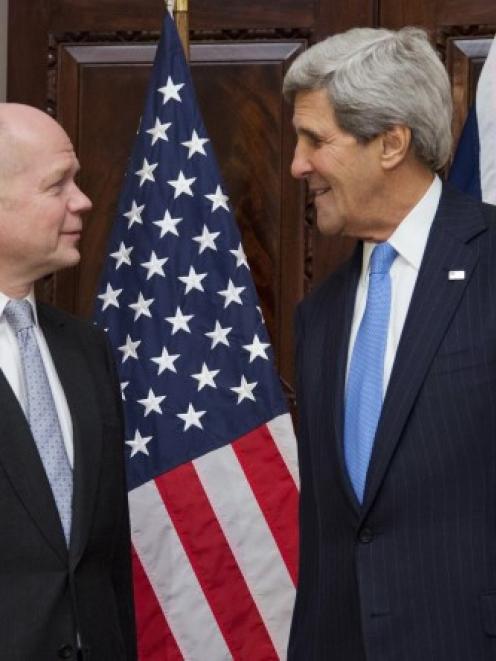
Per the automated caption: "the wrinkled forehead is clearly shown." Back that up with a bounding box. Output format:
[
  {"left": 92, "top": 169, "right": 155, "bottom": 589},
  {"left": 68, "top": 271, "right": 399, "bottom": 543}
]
[{"left": 292, "top": 88, "right": 339, "bottom": 133}]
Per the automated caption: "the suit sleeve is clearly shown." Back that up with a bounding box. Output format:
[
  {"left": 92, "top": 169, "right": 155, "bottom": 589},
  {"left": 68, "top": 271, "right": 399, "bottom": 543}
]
[
  {"left": 103, "top": 336, "right": 138, "bottom": 661},
  {"left": 288, "top": 303, "right": 319, "bottom": 660}
]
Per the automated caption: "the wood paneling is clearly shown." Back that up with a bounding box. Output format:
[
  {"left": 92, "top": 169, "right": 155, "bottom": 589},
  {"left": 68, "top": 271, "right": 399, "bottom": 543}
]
[
  {"left": 381, "top": 0, "right": 496, "bottom": 32},
  {"left": 380, "top": 0, "right": 436, "bottom": 31},
  {"left": 8, "top": 0, "right": 314, "bottom": 107},
  {"left": 7, "top": 2, "right": 50, "bottom": 107},
  {"left": 317, "top": 0, "right": 377, "bottom": 38},
  {"left": 50, "top": 0, "right": 162, "bottom": 31},
  {"left": 446, "top": 36, "right": 493, "bottom": 150},
  {"left": 49, "top": 0, "right": 314, "bottom": 32},
  {"left": 56, "top": 44, "right": 154, "bottom": 314},
  {"left": 438, "top": 0, "right": 496, "bottom": 27},
  {"left": 52, "top": 39, "right": 303, "bottom": 387},
  {"left": 186, "top": 0, "right": 314, "bottom": 31}
]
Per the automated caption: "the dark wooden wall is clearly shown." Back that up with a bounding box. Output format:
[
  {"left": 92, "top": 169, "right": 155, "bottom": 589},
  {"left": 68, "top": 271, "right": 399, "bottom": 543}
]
[{"left": 7, "top": 0, "right": 496, "bottom": 400}]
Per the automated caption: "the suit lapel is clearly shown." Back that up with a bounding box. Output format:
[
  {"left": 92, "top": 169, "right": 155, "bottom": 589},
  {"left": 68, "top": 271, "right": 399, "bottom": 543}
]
[
  {"left": 0, "top": 370, "right": 68, "bottom": 561},
  {"left": 39, "top": 306, "right": 103, "bottom": 567},
  {"left": 360, "top": 185, "right": 486, "bottom": 519},
  {"left": 323, "top": 245, "right": 363, "bottom": 513}
]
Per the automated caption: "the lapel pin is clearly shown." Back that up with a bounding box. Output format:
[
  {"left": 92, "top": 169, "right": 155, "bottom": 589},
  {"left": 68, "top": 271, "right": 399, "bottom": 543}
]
[{"left": 448, "top": 270, "right": 465, "bottom": 281}]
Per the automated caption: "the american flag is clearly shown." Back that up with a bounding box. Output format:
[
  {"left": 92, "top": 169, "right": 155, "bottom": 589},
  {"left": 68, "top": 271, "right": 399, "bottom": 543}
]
[{"left": 94, "top": 10, "right": 299, "bottom": 660}]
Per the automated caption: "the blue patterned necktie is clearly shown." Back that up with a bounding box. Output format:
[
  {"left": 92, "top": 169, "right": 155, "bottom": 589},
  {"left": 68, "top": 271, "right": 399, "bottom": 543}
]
[
  {"left": 4, "top": 299, "right": 73, "bottom": 545},
  {"left": 344, "top": 242, "right": 397, "bottom": 503}
]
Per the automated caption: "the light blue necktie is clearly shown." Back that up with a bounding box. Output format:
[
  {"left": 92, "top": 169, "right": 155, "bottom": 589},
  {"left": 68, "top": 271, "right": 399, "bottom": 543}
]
[
  {"left": 4, "top": 299, "right": 73, "bottom": 545},
  {"left": 344, "top": 242, "right": 397, "bottom": 503}
]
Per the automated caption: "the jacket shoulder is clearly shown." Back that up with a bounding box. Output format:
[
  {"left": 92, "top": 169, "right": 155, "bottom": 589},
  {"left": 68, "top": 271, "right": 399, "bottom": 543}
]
[{"left": 37, "top": 301, "right": 104, "bottom": 337}]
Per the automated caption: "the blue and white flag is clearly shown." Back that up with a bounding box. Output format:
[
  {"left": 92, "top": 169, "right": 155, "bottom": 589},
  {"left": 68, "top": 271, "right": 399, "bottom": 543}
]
[{"left": 449, "top": 36, "right": 496, "bottom": 203}]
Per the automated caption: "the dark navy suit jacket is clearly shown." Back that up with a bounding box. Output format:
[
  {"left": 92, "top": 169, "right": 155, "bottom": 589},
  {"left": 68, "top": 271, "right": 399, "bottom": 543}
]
[{"left": 289, "top": 184, "right": 496, "bottom": 660}]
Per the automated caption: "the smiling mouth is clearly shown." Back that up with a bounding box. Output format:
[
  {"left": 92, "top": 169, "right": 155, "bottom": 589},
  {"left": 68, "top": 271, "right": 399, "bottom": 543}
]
[{"left": 309, "top": 185, "right": 331, "bottom": 196}]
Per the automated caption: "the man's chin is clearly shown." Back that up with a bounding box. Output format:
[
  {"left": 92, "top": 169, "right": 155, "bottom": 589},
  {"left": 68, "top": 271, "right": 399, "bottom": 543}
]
[
  {"left": 52, "top": 249, "right": 81, "bottom": 272},
  {"left": 315, "top": 213, "right": 344, "bottom": 237}
]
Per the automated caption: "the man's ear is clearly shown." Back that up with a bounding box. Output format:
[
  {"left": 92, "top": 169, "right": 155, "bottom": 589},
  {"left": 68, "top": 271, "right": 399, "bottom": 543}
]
[{"left": 380, "top": 125, "right": 411, "bottom": 170}]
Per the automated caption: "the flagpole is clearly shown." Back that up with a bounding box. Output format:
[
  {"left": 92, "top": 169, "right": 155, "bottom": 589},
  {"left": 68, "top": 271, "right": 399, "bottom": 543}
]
[{"left": 172, "top": 0, "right": 190, "bottom": 62}]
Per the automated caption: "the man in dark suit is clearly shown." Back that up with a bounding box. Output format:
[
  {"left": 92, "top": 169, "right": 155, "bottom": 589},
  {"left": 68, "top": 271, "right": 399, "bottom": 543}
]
[
  {"left": 284, "top": 27, "right": 496, "bottom": 660},
  {"left": 0, "top": 103, "right": 136, "bottom": 660}
]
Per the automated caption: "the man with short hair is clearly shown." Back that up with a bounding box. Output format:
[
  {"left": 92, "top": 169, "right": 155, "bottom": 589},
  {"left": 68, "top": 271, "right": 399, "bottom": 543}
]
[
  {"left": 285, "top": 27, "right": 496, "bottom": 660},
  {"left": 0, "top": 103, "right": 136, "bottom": 660}
]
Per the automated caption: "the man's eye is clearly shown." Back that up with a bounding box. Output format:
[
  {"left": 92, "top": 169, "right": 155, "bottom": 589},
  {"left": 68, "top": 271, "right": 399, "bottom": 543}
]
[{"left": 308, "top": 135, "right": 322, "bottom": 147}]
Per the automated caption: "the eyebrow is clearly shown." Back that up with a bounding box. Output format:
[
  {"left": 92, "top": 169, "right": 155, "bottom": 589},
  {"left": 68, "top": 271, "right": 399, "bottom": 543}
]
[
  {"left": 41, "top": 161, "right": 80, "bottom": 188},
  {"left": 295, "top": 126, "right": 323, "bottom": 142}
]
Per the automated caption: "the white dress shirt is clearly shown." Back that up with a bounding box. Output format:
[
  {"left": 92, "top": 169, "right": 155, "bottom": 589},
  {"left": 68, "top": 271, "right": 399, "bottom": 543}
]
[
  {"left": 346, "top": 175, "right": 442, "bottom": 395},
  {"left": 0, "top": 290, "right": 74, "bottom": 467}
]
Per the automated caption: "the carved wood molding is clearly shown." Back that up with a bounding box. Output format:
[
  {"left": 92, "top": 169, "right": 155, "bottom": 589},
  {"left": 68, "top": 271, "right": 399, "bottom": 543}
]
[
  {"left": 191, "top": 27, "right": 312, "bottom": 41},
  {"left": 47, "top": 28, "right": 310, "bottom": 115},
  {"left": 436, "top": 25, "right": 496, "bottom": 153},
  {"left": 436, "top": 24, "right": 496, "bottom": 43},
  {"left": 435, "top": 24, "right": 496, "bottom": 64},
  {"left": 47, "top": 30, "right": 161, "bottom": 113},
  {"left": 48, "top": 27, "right": 311, "bottom": 48}
]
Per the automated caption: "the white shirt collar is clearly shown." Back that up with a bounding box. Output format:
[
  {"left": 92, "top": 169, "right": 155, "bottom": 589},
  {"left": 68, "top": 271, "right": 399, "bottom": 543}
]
[
  {"left": 0, "top": 289, "right": 39, "bottom": 326},
  {"left": 361, "top": 174, "right": 442, "bottom": 273}
]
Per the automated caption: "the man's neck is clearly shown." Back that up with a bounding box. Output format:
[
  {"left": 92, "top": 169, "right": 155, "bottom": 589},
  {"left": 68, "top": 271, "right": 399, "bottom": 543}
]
[
  {"left": 0, "top": 277, "right": 33, "bottom": 300},
  {"left": 358, "top": 163, "right": 436, "bottom": 243}
]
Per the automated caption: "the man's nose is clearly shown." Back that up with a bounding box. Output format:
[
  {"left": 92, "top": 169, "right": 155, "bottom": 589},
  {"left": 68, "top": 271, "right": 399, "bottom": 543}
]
[
  {"left": 72, "top": 185, "right": 93, "bottom": 214},
  {"left": 290, "top": 143, "right": 311, "bottom": 180}
]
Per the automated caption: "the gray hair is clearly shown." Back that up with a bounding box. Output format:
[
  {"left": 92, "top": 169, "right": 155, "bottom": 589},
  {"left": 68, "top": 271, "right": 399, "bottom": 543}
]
[{"left": 283, "top": 27, "right": 452, "bottom": 171}]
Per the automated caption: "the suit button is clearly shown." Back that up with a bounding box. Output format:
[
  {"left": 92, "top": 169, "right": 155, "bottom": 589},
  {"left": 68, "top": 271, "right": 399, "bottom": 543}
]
[
  {"left": 58, "top": 644, "right": 74, "bottom": 659},
  {"left": 358, "top": 528, "right": 373, "bottom": 544}
]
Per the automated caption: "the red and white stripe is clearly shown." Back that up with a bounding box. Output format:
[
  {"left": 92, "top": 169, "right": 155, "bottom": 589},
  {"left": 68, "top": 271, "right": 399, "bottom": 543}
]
[{"left": 129, "top": 413, "right": 299, "bottom": 660}]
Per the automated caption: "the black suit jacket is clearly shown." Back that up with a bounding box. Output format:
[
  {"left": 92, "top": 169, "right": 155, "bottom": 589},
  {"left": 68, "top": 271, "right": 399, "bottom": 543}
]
[
  {"left": 289, "top": 184, "right": 496, "bottom": 661},
  {"left": 0, "top": 302, "right": 136, "bottom": 660}
]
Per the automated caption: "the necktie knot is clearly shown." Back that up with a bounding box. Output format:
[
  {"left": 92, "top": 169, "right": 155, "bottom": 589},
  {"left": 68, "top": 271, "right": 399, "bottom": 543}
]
[
  {"left": 4, "top": 299, "right": 34, "bottom": 333},
  {"left": 369, "top": 242, "right": 397, "bottom": 275}
]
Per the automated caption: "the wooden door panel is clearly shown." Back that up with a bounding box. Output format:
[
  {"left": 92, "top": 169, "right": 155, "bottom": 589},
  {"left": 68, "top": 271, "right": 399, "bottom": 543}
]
[
  {"left": 191, "top": 0, "right": 314, "bottom": 30},
  {"left": 447, "top": 36, "right": 493, "bottom": 148},
  {"left": 56, "top": 44, "right": 153, "bottom": 314},
  {"left": 53, "top": 39, "right": 304, "bottom": 390},
  {"left": 381, "top": 0, "right": 496, "bottom": 32},
  {"left": 438, "top": 0, "right": 496, "bottom": 26},
  {"left": 48, "top": 0, "right": 314, "bottom": 31},
  {"left": 380, "top": 0, "right": 435, "bottom": 30}
]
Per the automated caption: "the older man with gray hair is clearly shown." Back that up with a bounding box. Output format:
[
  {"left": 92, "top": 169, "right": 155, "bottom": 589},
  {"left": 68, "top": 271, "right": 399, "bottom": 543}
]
[{"left": 285, "top": 27, "right": 496, "bottom": 661}]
